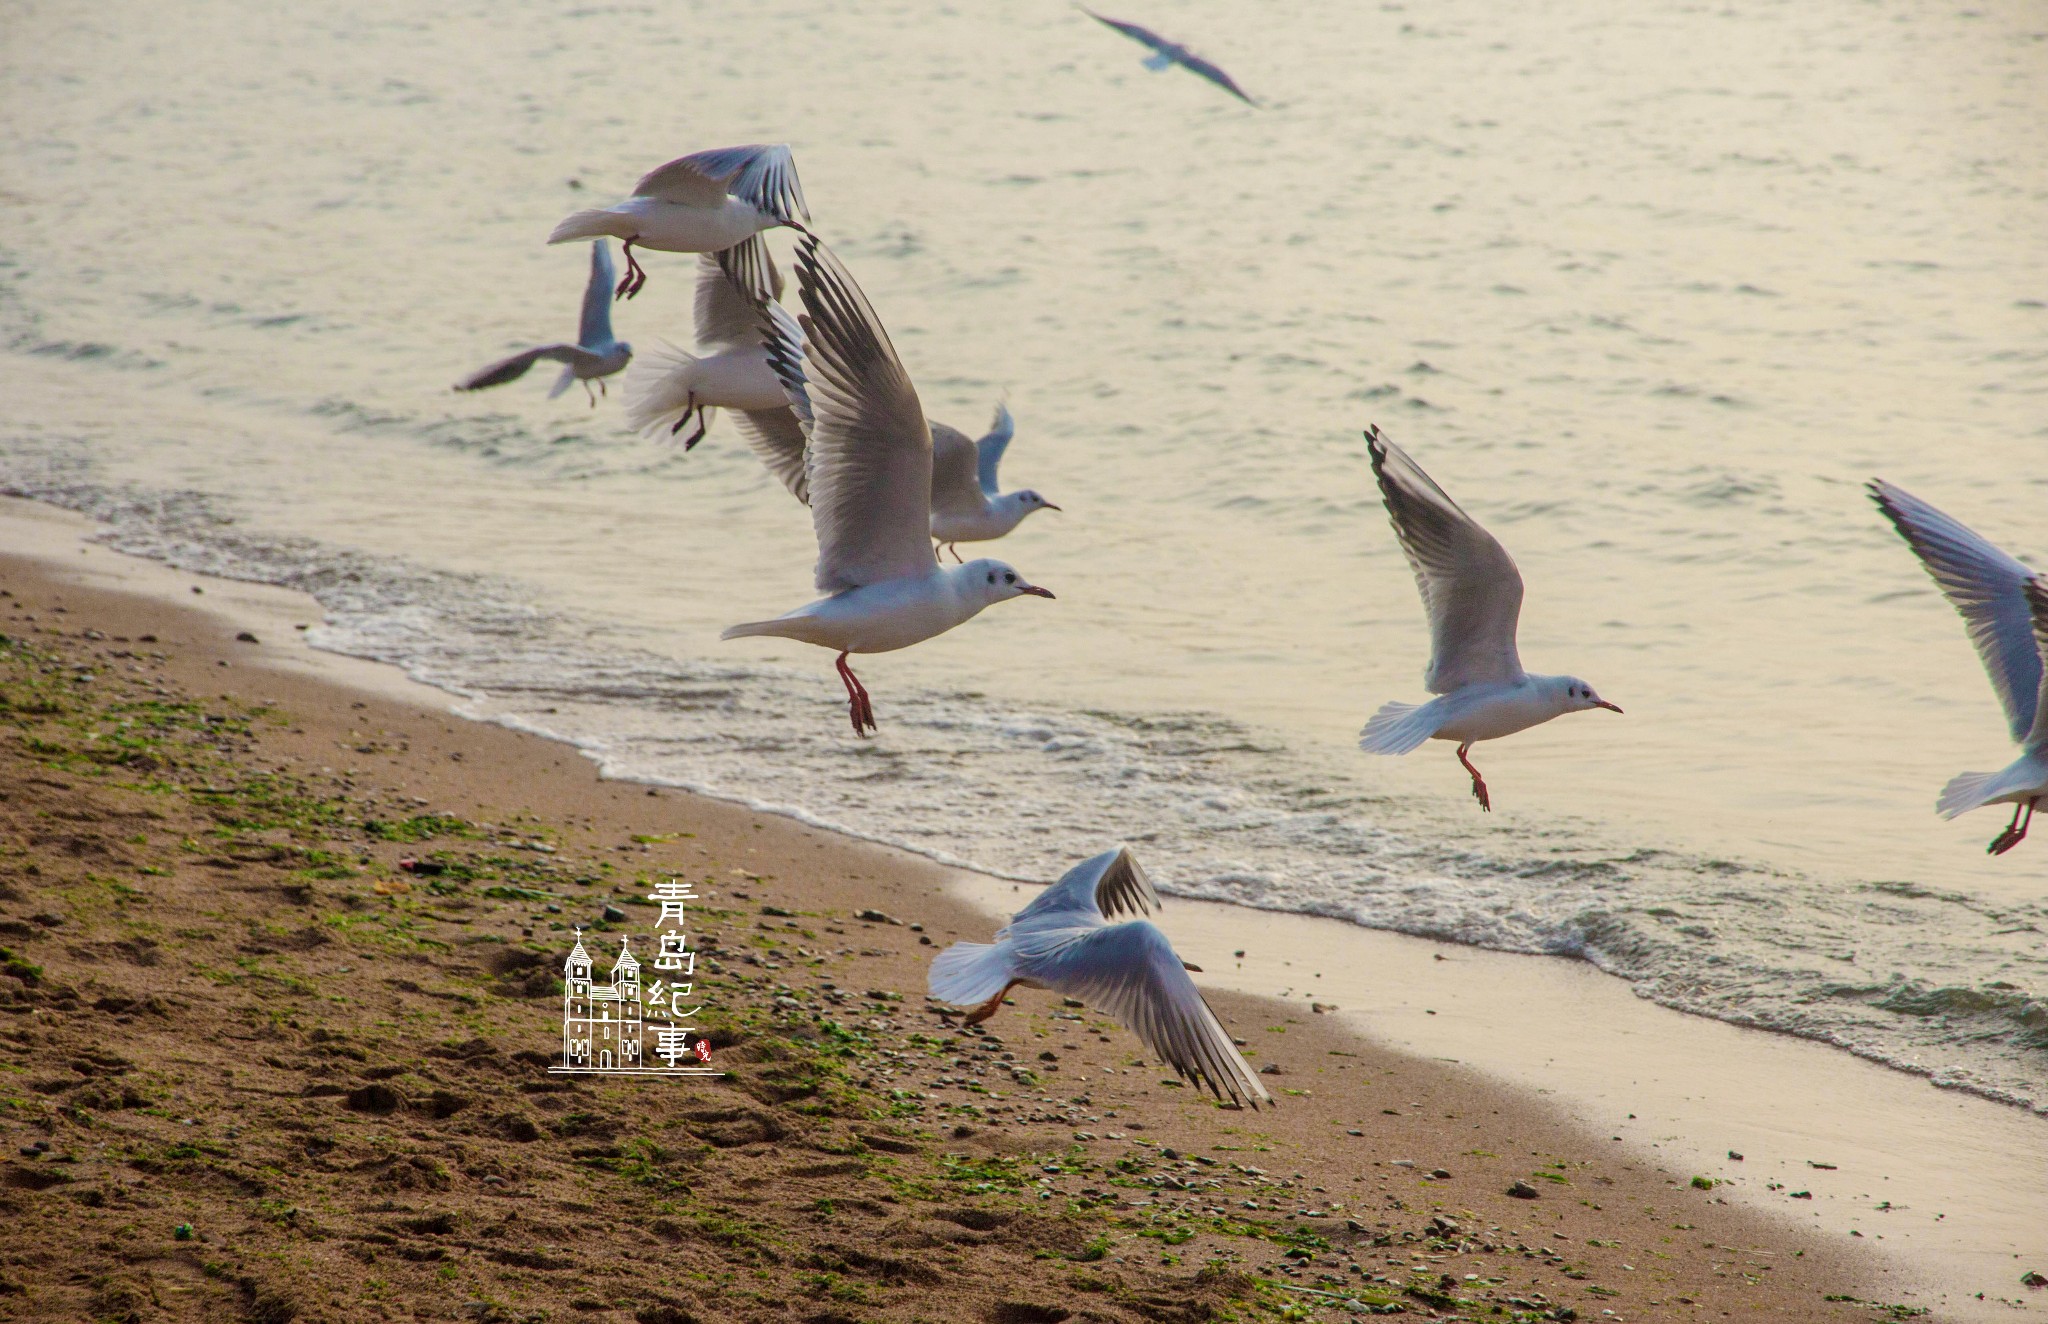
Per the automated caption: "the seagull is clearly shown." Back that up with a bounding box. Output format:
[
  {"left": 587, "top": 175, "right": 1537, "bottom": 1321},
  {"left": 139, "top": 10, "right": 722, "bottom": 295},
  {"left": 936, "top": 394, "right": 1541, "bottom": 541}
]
[
  {"left": 621, "top": 237, "right": 810, "bottom": 495},
  {"left": 453, "top": 241, "right": 632, "bottom": 405},
  {"left": 1870, "top": 480, "right": 2048, "bottom": 855},
  {"left": 929, "top": 846, "right": 1270, "bottom": 1110},
  {"left": 929, "top": 405, "right": 1059, "bottom": 561},
  {"left": 1358, "top": 427, "right": 1621, "bottom": 810},
  {"left": 548, "top": 144, "right": 810, "bottom": 300},
  {"left": 721, "top": 234, "right": 1055, "bottom": 736},
  {"left": 1078, "top": 6, "right": 1257, "bottom": 106}
]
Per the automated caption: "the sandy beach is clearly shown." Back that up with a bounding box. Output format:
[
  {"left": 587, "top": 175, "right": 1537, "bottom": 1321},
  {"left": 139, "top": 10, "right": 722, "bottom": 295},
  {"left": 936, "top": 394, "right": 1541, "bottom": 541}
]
[{"left": 1, "top": 505, "right": 2014, "bottom": 1323}]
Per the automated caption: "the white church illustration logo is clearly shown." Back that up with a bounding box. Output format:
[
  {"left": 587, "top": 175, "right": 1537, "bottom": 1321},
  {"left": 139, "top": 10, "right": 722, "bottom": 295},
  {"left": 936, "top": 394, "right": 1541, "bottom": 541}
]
[{"left": 550, "top": 878, "right": 715, "bottom": 1077}]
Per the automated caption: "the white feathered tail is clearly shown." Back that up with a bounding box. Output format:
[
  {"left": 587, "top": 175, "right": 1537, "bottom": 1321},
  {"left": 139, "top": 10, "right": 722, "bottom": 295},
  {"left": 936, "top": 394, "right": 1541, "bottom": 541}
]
[
  {"left": 1938, "top": 770, "right": 2005, "bottom": 819},
  {"left": 622, "top": 343, "right": 701, "bottom": 436},
  {"left": 1359, "top": 699, "right": 1439, "bottom": 754},
  {"left": 548, "top": 208, "right": 623, "bottom": 245},
  {"left": 928, "top": 941, "right": 1017, "bottom": 1006}
]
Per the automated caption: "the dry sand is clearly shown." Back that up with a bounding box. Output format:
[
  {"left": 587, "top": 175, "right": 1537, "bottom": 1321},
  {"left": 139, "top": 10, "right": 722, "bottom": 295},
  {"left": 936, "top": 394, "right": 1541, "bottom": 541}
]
[{"left": 0, "top": 525, "right": 1999, "bottom": 1323}]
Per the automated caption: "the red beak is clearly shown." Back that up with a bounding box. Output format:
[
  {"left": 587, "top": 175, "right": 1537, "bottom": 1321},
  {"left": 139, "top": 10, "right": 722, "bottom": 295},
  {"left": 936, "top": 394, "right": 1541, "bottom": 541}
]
[
  {"left": 1019, "top": 585, "right": 1055, "bottom": 599},
  {"left": 1042, "top": 502, "right": 1063, "bottom": 512},
  {"left": 1595, "top": 700, "right": 1623, "bottom": 714}
]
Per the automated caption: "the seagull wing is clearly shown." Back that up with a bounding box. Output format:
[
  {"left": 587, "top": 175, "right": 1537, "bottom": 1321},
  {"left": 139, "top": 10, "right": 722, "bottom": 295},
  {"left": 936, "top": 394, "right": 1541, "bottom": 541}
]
[
  {"left": 1173, "top": 49, "right": 1257, "bottom": 105},
  {"left": 1368, "top": 427, "right": 1525, "bottom": 693},
  {"left": 760, "top": 299, "right": 814, "bottom": 432},
  {"left": 454, "top": 344, "right": 577, "bottom": 392},
  {"left": 1030, "top": 920, "right": 1270, "bottom": 1109},
  {"left": 1870, "top": 480, "right": 2043, "bottom": 745},
  {"left": 789, "top": 233, "right": 937, "bottom": 592},
  {"left": 733, "top": 407, "right": 811, "bottom": 505},
  {"left": 929, "top": 421, "right": 985, "bottom": 519},
  {"left": 578, "top": 242, "right": 617, "bottom": 350},
  {"left": 1013, "top": 846, "right": 1160, "bottom": 926},
  {"left": 1079, "top": 6, "right": 1173, "bottom": 56},
  {"left": 2024, "top": 578, "right": 2048, "bottom": 751},
  {"left": 634, "top": 144, "right": 810, "bottom": 225},
  {"left": 975, "top": 403, "right": 1015, "bottom": 496},
  {"left": 693, "top": 237, "right": 780, "bottom": 348}
]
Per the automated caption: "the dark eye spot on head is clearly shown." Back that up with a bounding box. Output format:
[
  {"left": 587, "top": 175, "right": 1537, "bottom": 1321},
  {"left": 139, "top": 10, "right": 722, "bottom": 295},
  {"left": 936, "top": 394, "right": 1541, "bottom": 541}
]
[
  {"left": 1004, "top": 572, "right": 1016, "bottom": 584},
  {"left": 986, "top": 572, "right": 996, "bottom": 584}
]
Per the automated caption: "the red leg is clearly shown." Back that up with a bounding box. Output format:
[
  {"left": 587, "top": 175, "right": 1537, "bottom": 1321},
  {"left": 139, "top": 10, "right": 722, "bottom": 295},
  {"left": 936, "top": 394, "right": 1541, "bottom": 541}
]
[
  {"left": 1456, "top": 742, "right": 1491, "bottom": 812},
  {"left": 1989, "top": 799, "right": 2035, "bottom": 856},
  {"left": 835, "top": 651, "right": 876, "bottom": 736},
  {"left": 945, "top": 542, "right": 962, "bottom": 564},
  {"left": 964, "top": 980, "right": 1019, "bottom": 1026},
  {"left": 616, "top": 239, "right": 646, "bottom": 300}
]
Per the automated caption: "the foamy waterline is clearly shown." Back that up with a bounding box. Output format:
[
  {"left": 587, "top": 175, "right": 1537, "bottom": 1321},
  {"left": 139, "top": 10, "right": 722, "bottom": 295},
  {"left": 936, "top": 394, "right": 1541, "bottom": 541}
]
[{"left": 5, "top": 465, "right": 2044, "bottom": 1118}]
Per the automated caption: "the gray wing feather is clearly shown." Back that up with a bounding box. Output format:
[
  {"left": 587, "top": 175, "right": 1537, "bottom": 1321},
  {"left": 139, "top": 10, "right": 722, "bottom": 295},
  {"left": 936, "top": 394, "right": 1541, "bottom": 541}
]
[
  {"left": 761, "top": 300, "right": 813, "bottom": 432},
  {"left": 579, "top": 242, "right": 616, "bottom": 349},
  {"left": 637, "top": 144, "right": 809, "bottom": 225},
  {"left": 695, "top": 240, "right": 777, "bottom": 348},
  {"left": 1014, "top": 846, "right": 1159, "bottom": 925},
  {"left": 455, "top": 344, "right": 576, "bottom": 391},
  {"left": 789, "top": 234, "right": 936, "bottom": 592},
  {"left": 975, "top": 403, "right": 1015, "bottom": 496},
  {"left": 733, "top": 408, "right": 811, "bottom": 505},
  {"left": 1367, "top": 426, "right": 1525, "bottom": 693},
  {"left": 929, "top": 421, "right": 985, "bottom": 517},
  {"left": 1034, "top": 920, "right": 1269, "bottom": 1109},
  {"left": 1871, "top": 480, "right": 2043, "bottom": 744}
]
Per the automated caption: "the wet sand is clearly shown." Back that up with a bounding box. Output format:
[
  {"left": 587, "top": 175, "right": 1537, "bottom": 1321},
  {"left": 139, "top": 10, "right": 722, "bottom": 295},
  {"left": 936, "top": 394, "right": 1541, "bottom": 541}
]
[{"left": 0, "top": 501, "right": 2029, "bottom": 1320}]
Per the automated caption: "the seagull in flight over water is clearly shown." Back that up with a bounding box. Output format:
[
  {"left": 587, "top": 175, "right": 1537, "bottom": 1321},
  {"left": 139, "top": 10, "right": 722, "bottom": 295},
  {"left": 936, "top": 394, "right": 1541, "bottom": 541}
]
[
  {"left": 1078, "top": 6, "right": 1257, "bottom": 106},
  {"left": 1871, "top": 480, "right": 2048, "bottom": 855},
  {"left": 1358, "top": 427, "right": 1621, "bottom": 810},
  {"left": 454, "top": 240, "right": 632, "bottom": 405},
  {"left": 929, "top": 405, "right": 1060, "bottom": 561},
  {"left": 721, "top": 234, "right": 1055, "bottom": 736},
  {"left": 930, "top": 846, "right": 1270, "bottom": 1110},
  {"left": 548, "top": 144, "right": 809, "bottom": 300}
]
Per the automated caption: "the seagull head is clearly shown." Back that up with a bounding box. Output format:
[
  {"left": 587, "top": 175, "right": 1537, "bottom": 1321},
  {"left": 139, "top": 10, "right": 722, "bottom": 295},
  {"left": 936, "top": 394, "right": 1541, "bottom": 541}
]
[
  {"left": 1004, "top": 489, "right": 1062, "bottom": 519},
  {"left": 964, "top": 558, "right": 1055, "bottom": 603},
  {"left": 1558, "top": 677, "right": 1622, "bottom": 715}
]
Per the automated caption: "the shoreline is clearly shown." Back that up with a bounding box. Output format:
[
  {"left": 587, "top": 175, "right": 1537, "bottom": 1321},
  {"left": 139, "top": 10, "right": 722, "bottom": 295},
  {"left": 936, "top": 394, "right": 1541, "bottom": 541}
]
[{"left": 2, "top": 497, "right": 2038, "bottom": 1318}]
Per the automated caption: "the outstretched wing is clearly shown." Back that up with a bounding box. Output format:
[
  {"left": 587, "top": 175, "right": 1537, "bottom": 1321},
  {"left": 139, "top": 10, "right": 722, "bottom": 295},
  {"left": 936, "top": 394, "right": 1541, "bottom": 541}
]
[
  {"left": 1033, "top": 920, "right": 1270, "bottom": 1109},
  {"left": 2024, "top": 578, "right": 2048, "bottom": 751},
  {"left": 788, "top": 233, "right": 937, "bottom": 591},
  {"left": 1870, "top": 479, "right": 2043, "bottom": 744},
  {"left": 1079, "top": 6, "right": 1173, "bottom": 55},
  {"left": 929, "top": 421, "right": 985, "bottom": 519},
  {"left": 975, "top": 403, "right": 1015, "bottom": 496},
  {"left": 634, "top": 144, "right": 810, "bottom": 225},
  {"left": 694, "top": 238, "right": 780, "bottom": 348},
  {"left": 1173, "top": 49, "right": 1256, "bottom": 105},
  {"left": 1368, "top": 426, "right": 1525, "bottom": 692},
  {"left": 1015, "top": 846, "right": 1160, "bottom": 925},
  {"left": 733, "top": 408, "right": 811, "bottom": 505},
  {"left": 455, "top": 344, "right": 575, "bottom": 392},
  {"left": 579, "top": 242, "right": 617, "bottom": 350}
]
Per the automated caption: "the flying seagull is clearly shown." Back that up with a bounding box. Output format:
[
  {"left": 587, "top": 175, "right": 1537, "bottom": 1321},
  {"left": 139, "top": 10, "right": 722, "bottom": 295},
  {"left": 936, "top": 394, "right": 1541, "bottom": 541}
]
[
  {"left": 929, "top": 405, "right": 1059, "bottom": 561},
  {"left": 721, "top": 233, "right": 1055, "bottom": 736},
  {"left": 1870, "top": 480, "right": 2048, "bottom": 855},
  {"left": 930, "top": 846, "right": 1270, "bottom": 1110},
  {"left": 548, "top": 144, "right": 810, "bottom": 300},
  {"left": 622, "top": 236, "right": 810, "bottom": 495},
  {"left": 1358, "top": 427, "right": 1622, "bottom": 810},
  {"left": 454, "top": 241, "right": 632, "bottom": 405},
  {"left": 1079, "top": 6, "right": 1256, "bottom": 106}
]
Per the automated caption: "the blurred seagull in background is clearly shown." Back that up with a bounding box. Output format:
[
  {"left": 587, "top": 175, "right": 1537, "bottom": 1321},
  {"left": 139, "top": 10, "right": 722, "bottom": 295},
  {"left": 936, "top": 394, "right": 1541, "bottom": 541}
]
[
  {"left": 929, "top": 405, "right": 1059, "bottom": 561},
  {"left": 929, "top": 846, "right": 1270, "bottom": 1110},
  {"left": 1358, "top": 426, "right": 1621, "bottom": 810},
  {"left": 454, "top": 241, "right": 632, "bottom": 405},
  {"left": 549, "top": 144, "right": 810, "bottom": 300},
  {"left": 1870, "top": 480, "right": 2048, "bottom": 855},
  {"left": 721, "top": 234, "right": 1055, "bottom": 736},
  {"left": 622, "top": 236, "right": 809, "bottom": 496},
  {"left": 1078, "top": 6, "right": 1257, "bottom": 106}
]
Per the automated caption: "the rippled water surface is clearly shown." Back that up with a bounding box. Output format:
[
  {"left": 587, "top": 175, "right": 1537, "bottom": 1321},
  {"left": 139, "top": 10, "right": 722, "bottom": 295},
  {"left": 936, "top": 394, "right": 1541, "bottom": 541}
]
[{"left": 4, "top": 0, "right": 2047, "bottom": 1107}]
